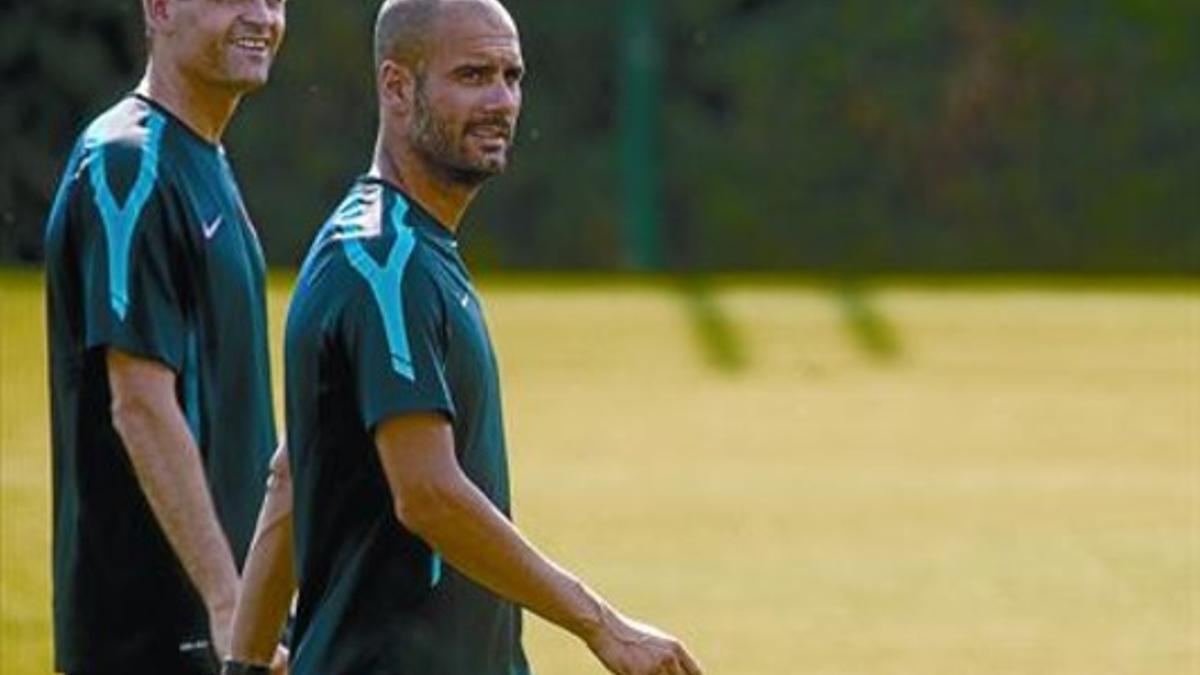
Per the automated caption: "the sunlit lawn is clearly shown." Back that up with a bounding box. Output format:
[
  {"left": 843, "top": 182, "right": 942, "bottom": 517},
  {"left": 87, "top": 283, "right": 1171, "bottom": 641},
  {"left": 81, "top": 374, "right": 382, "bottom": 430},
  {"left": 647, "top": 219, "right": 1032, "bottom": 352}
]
[{"left": 2, "top": 269, "right": 1196, "bottom": 674}]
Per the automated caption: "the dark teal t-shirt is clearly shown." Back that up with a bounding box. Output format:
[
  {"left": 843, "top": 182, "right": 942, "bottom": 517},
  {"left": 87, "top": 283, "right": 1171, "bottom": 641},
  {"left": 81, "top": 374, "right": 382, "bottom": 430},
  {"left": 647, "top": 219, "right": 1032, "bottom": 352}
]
[
  {"left": 44, "top": 94, "right": 276, "bottom": 673},
  {"left": 285, "top": 177, "right": 530, "bottom": 675}
]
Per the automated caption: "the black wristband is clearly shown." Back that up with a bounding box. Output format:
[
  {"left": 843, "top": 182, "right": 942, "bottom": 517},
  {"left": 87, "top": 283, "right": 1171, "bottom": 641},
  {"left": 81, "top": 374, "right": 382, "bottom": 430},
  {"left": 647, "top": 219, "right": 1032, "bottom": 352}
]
[{"left": 221, "top": 660, "right": 270, "bottom": 675}]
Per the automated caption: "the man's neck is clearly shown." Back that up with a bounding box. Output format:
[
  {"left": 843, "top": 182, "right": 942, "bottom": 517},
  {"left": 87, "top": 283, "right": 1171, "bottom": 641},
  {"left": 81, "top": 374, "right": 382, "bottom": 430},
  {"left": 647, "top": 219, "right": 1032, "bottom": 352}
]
[
  {"left": 138, "top": 60, "right": 241, "bottom": 145},
  {"left": 371, "top": 138, "right": 478, "bottom": 232}
]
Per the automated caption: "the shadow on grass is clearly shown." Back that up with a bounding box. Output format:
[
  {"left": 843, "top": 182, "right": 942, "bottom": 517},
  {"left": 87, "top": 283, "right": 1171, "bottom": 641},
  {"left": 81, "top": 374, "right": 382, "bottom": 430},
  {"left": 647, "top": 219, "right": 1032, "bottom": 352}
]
[
  {"left": 675, "top": 275, "right": 902, "bottom": 372},
  {"left": 677, "top": 277, "right": 747, "bottom": 373},
  {"left": 832, "top": 277, "right": 901, "bottom": 362}
]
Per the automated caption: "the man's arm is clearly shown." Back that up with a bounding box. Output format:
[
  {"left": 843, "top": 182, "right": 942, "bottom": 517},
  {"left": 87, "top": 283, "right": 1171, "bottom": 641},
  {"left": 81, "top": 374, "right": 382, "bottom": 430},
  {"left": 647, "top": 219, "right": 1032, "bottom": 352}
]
[
  {"left": 107, "top": 348, "right": 239, "bottom": 658},
  {"left": 227, "top": 445, "right": 296, "bottom": 672},
  {"left": 376, "top": 413, "right": 703, "bottom": 675}
]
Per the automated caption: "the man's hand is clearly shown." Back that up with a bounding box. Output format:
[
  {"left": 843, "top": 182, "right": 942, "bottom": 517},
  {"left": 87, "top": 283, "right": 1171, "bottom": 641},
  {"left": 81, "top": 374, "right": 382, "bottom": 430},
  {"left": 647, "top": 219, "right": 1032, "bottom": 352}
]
[{"left": 586, "top": 609, "right": 703, "bottom": 675}]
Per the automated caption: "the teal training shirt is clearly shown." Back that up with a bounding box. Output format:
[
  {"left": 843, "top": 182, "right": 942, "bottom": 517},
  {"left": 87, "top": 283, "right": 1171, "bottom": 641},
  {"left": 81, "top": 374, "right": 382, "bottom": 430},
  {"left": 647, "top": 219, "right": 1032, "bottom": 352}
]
[
  {"left": 286, "top": 177, "right": 531, "bottom": 675},
  {"left": 44, "top": 95, "right": 276, "bottom": 673}
]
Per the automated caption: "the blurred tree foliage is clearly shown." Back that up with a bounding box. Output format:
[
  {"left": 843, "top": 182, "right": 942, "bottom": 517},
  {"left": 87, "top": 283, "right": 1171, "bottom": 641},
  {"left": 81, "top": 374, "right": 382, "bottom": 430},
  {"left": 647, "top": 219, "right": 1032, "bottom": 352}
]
[
  {"left": 1, "top": 0, "right": 143, "bottom": 261},
  {"left": 3, "top": 0, "right": 1196, "bottom": 272}
]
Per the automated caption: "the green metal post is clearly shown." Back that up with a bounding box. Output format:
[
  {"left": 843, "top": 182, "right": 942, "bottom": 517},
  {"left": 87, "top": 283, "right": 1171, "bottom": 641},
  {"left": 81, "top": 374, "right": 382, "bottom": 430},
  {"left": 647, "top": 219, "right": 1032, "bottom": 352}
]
[{"left": 619, "top": 0, "right": 662, "bottom": 271}]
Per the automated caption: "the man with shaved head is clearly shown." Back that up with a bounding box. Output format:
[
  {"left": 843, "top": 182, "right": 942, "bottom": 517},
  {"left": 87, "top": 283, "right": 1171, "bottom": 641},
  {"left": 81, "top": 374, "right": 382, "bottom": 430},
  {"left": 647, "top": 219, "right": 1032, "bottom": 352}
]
[
  {"left": 44, "top": 1, "right": 287, "bottom": 673},
  {"left": 223, "top": 1, "right": 703, "bottom": 674}
]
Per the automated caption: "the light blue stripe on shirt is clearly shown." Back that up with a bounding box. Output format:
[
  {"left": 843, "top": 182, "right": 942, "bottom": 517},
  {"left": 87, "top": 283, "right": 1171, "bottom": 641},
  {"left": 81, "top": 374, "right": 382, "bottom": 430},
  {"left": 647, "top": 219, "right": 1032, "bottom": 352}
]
[
  {"left": 344, "top": 198, "right": 418, "bottom": 380},
  {"left": 87, "top": 111, "right": 167, "bottom": 321}
]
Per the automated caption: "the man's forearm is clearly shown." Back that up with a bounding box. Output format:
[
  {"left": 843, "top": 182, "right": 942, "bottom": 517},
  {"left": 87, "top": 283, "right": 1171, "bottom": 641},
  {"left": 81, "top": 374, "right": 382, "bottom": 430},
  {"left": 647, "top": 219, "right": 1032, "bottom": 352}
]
[
  {"left": 398, "top": 475, "right": 608, "bottom": 642},
  {"left": 112, "top": 392, "right": 239, "bottom": 634},
  {"left": 229, "top": 445, "right": 297, "bottom": 665}
]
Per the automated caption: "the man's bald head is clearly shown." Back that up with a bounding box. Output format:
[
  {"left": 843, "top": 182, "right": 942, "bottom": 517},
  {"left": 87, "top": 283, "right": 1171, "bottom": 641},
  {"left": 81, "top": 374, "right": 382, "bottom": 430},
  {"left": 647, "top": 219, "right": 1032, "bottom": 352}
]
[
  {"left": 374, "top": 0, "right": 438, "bottom": 70},
  {"left": 374, "top": 0, "right": 514, "bottom": 71}
]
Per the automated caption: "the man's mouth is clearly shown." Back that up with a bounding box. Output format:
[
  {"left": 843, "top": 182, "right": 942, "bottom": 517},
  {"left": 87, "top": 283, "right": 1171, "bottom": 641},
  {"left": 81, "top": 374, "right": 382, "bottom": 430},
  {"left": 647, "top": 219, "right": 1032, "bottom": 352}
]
[
  {"left": 467, "top": 124, "right": 511, "bottom": 145},
  {"left": 232, "top": 36, "right": 271, "bottom": 55}
]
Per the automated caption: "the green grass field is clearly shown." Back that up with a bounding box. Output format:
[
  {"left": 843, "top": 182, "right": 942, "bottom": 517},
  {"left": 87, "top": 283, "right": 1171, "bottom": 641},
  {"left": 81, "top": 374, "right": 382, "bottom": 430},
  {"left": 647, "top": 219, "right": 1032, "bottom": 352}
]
[{"left": 2, "top": 270, "right": 1197, "bottom": 674}]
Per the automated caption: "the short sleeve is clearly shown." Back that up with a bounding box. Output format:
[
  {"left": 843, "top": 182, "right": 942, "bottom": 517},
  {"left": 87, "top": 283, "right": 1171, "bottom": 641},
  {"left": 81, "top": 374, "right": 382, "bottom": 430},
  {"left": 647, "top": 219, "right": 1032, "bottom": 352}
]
[
  {"left": 75, "top": 144, "right": 187, "bottom": 371},
  {"left": 344, "top": 257, "right": 455, "bottom": 430}
]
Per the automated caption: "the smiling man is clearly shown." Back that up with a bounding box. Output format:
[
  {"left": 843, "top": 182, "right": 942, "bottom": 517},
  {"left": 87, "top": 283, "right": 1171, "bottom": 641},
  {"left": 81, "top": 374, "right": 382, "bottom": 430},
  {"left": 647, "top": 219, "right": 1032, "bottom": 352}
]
[
  {"left": 43, "top": 0, "right": 286, "bottom": 673},
  {"left": 224, "top": 1, "right": 703, "bottom": 674}
]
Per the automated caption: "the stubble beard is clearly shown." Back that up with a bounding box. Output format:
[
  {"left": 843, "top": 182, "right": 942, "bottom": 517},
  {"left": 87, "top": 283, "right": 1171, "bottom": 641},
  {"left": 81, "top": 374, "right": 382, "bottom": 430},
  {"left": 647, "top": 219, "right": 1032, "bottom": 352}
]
[
  {"left": 183, "top": 45, "right": 271, "bottom": 96},
  {"left": 409, "top": 83, "right": 510, "bottom": 189}
]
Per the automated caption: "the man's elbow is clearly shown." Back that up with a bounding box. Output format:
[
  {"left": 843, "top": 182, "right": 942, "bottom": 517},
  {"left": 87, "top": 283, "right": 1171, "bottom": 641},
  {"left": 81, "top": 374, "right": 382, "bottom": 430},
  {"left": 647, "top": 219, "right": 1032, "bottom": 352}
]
[
  {"left": 392, "top": 478, "right": 460, "bottom": 537},
  {"left": 110, "top": 388, "right": 161, "bottom": 447}
]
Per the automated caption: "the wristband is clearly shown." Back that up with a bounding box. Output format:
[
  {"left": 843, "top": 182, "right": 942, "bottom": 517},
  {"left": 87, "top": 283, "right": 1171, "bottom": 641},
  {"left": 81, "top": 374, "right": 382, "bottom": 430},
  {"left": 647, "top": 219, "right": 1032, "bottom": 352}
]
[{"left": 221, "top": 660, "right": 270, "bottom": 675}]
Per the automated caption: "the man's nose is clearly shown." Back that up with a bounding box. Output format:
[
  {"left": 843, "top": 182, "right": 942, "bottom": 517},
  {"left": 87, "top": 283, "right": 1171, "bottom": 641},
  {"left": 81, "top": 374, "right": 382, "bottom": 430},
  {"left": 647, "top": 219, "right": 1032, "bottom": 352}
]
[
  {"left": 240, "top": 0, "right": 282, "bottom": 30},
  {"left": 483, "top": 80, "right": 521, "bottom": 116}
]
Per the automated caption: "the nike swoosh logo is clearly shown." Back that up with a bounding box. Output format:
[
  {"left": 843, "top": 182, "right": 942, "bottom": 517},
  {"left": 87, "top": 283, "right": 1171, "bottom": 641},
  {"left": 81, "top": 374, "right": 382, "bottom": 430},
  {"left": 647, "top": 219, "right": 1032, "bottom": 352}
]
[
  {"left": 202, "top": 215, "right": 223, "bottom": 240},
  {"left": 459, "top": 293, "right": 471, "bottom": 308}
]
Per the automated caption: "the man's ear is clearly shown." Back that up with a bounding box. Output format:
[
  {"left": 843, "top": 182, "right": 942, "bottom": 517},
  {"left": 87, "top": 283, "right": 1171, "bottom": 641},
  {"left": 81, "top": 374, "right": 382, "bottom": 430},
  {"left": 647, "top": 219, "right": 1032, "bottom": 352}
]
[
  {"left": 378, "top": 60, "right": 418, "bottom": 116},
  {"left": 143, "top": 0, "right": 171, "bottom": 35}
]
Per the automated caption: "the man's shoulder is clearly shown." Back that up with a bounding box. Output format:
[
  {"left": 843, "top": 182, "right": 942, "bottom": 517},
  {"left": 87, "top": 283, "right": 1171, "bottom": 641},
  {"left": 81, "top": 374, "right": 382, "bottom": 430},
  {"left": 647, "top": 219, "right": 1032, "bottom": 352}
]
[
  {"left": 323, "top": 180, "right": 391, "bottom": 244},
  {"left": 46, "top": 97, "right": 185, "bottom": 239},
  {"left": 60, "top": 95, "right": 182, "bottom": 204},
  {"left": 293, "top": 237, "right": 446, "bottom": 349},
  {"left": 77, "top": 97, "right": 169, "bottom": 164},
  {"left": 309, "top": 233, "right": 442, "bottom": 304},
  {"left": 309, "top": 182, "right": 444, "bottom": 280}
]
